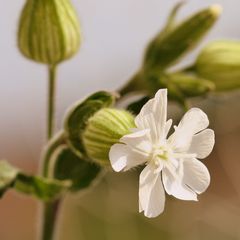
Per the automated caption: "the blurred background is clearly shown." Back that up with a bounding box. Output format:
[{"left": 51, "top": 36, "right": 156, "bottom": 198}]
[{"left": 0, "top": 0, "right": 240, "bottom": 239}]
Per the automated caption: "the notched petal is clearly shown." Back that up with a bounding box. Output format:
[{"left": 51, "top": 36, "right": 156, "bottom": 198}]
[
  {"left": 139, "top": 164, "right": 165, "bottom": 218},
  {"left": 183, "top": 158, "right": 210, "bottom": 194},
  {"left": 135, "top": 89, "right": 168, "bottom": 143},
  {"left": 120, "top": 129, "right": 152, "bottom": 154},
  {"left": 168, "top": 108, "right": 210, "bottom": 152},
  {"left": 188, "top": 129, "right": 215, "bottom": 159},
  {"left": 177, "top": 108, "right": 209, "bottom": 134},
  {"left": 109, "top": 144, "right": 147, "bottom": 172},
  {"left": 109, "top": 144, "right": 129, "bottom": 172},
  {"left": 162, "top": 168, "right": 198, "bottom": 201}
]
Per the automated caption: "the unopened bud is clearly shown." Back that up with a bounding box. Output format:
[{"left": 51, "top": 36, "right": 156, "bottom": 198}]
[
  {"left": 18, "top": 0, "right": 81, "bottom": 65},
  {"left": 167, "top": 72, "right": 215, "bottom": 97},
  {"left": 144, "top": 4, "right": 222, "bottom": 70},
  {"left": 83, "top": 108, "right": 135, "bottom": 166},
  {"left": 142, "top": 71, "right": 215, "bottom": 106},
  {"left": 195, "top": 40, "right": 240, "bottom": 90}
]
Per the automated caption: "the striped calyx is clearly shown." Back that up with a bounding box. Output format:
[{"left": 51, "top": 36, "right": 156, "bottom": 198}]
[
  {"left": 18, "top": 0, "right": 81, "bottom": 65},
  {"left": 82, "top": 108, "right": 135, "bottom": 166},
  {"left": 195, "top": 40, "right": 240, "bottom": 91}
]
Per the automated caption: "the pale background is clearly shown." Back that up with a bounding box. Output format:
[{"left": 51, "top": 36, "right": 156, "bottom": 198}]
[{"left": 0, "top": 0, "right": 240, "bottom": 240}]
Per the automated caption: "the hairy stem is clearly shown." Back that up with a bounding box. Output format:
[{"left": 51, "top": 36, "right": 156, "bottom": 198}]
[
  {"left": 41, "top": 200, "right": 61, "bottom": 240},
  {"left": 42, "top": 131, "right": 65, "bottom": 177},
  {"left": 40, "top": 64, "right": 59, "bottom": 240},
  {"left": 47, "top": 65, "right": 57, "bottom": 139}
]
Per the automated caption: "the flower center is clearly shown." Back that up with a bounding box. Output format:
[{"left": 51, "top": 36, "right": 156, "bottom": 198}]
[
  {"left": 150, "top": 145, "right": 172, "bottom": 172},
  {"left": 155, "top": 149, "right": 168, "bottom": 161}
]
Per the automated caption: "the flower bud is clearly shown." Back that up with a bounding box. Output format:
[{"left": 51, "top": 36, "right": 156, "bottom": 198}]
[
  {"left": 18, "top": 0, "right": 81, "bottom": 65},
  {"left": 144, "top": 71, "right": 215, "bottom": 106},
  {"left": 144, "top": 4, "right": 222, "bottom": 70},
  {"left": 82, "top": 108, "right": 135, "bottom": 166},
  {"left": 195, "top": 40, "right": 240, "bottom": 90},
  {"left": 166, "top": 72, "right": 215, "bottom": 97}
]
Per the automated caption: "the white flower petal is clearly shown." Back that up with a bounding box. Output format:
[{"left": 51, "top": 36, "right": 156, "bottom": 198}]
[
  {"left": 178, "top": 108, "right": 209, "bottom": 133},
  {"left": 188, "top": 129, "right": 215, "bottom": 159},
  {"left": 139, "top": 164, "right": 165, "bottom": 218},
  {"left": 164, "top": 119, "right": 173, "bottom": 139},
  {"left": 183, "top": 158, "right": 210, "bottom": 194},
  {"left": 109, "top": 144, "right": 146, "bottom": 172},
  {"left": 168, "top": 108, "right": 209, "bottom": 152},
  {"left": 162, "top": 168, "right": 198, "bottom": 201},
  {"left": 120, "top": 129, "right": 152, "bottom": 155},
  {"left": 135, "top": 89, "right": 167, "bottom": 144}
]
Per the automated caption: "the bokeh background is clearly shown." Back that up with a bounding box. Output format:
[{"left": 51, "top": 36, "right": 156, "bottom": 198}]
[{"left": 0, "top": 0, "right": 240, "bottom": 239}]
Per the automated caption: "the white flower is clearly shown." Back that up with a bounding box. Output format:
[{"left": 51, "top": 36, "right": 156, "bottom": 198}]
[{"left": 109, "top": 89, "right": 215, "bottom": 218}]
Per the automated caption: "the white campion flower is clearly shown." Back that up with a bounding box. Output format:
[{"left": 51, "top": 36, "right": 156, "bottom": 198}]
[{"left": 109, "top": 89, "right": 215, "bottom": 218}]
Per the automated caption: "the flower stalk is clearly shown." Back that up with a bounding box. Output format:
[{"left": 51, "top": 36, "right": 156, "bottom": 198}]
[
  {"left": 41, "top": 65, "right": 59, "bottom": 240},
  {"left": 48, "top": 65, "right": 57, "bottom": 139},
  {"left": 17, "top": 0, "right": 82, "bottom": 238},
  {"left": 41, "top": 200, "right": 61, "bottom": 240}
]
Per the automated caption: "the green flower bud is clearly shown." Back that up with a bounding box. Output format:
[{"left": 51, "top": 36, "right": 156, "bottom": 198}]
[
  {"left": 195, "top": 40, "right": 240, "bottom": 90},
  {"left": 141, "top": 71, "right": 215, "bottom": 107},
  {"left": 82, "top": 108, "right": 135, "bottom": 166},
  {"left": 18, "top": 0, "right": 81, "bottom": 65},
  {"left": 166, "top": 72, "right": 215, "bottom": 97},
  {"left": 144, "top": 4, "right": 222, "bottom": 70}
]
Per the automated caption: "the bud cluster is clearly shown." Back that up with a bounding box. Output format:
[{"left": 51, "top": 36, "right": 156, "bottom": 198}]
[{"left": 120, "top": 4, "right": 224, "bottom": 106}]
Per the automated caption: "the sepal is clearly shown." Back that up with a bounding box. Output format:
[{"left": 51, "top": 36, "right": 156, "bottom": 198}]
[{"left": 64, "top": 91, "right": 117, "bottom": 158}]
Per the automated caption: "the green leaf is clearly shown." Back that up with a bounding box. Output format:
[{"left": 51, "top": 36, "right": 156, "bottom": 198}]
[
  {"left": 144, "top": 4, "right": 221, "bottom": 70},
  {"left": 0, "top": 160, "right": 70, "bottom": 201},
  {"left": 48, "top": 145, "right": 102, "bottom": 192},
  {"left": 64, "top": 91, "right": 116, "bottom": 157},
  {"left": 15, "top": 174, "right": 71, "bottom": 201}
]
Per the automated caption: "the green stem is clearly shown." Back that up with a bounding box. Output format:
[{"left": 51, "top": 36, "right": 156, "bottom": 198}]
[
  {"left": 118, "top": 71, "right": 150, "bottom": 96},
  {"left": 42, "top": 131, "right": 65, "bottom": 177},
  {"left": 48, "top": 65, "right": 57, "bottom": 139},
  {"left": 41, "top": 200, "right": 61, "bottom": 240},
  {"left": 41, "top": 64, "right": 59, "bottom": 240}
]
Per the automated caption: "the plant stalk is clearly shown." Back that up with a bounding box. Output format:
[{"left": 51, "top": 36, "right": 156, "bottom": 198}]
[
  {"left": 40, "top": 64, "right": 60, "bottom": 240},
  {"left": 41, "top": 200, "right": 61, "bottom": 240},
  {"left": 47, "top": 65, "right": 57, "bottom": 139}
]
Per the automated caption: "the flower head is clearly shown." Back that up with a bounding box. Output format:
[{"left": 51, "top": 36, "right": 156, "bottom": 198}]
[{"left": 109, "top": 89, "right": 215, "bottom": 218}]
